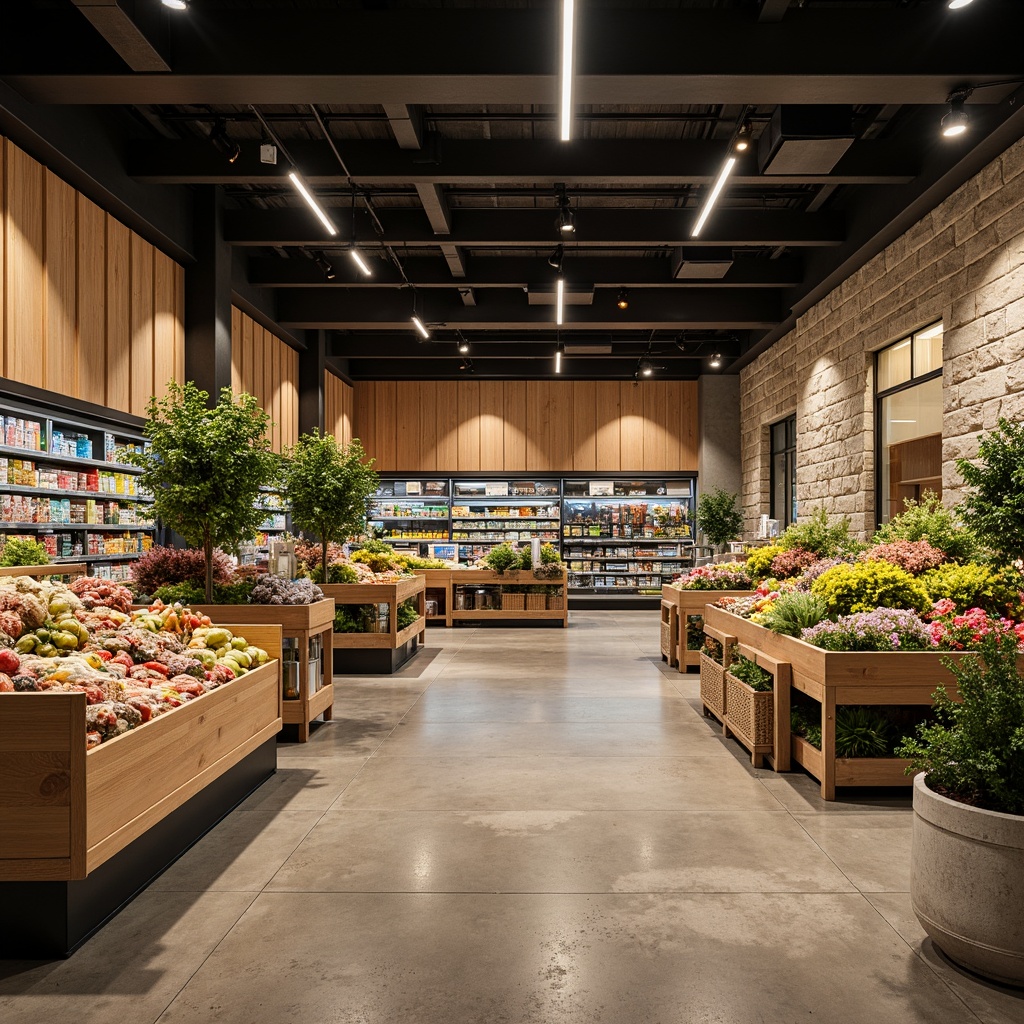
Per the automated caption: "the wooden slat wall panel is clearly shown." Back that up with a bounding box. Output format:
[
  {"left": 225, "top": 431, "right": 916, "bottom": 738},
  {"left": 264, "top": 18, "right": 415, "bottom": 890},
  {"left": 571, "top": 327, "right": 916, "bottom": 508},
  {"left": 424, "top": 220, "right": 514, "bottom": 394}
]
[
  {"left": 434, "top": 380, "right": 459, "bottom": 470},
  {"left": 129, "top": 233, "right": 154, "bottom": 417},
  {"left": 44, "top": 170, "right": 76, "bottom": 397},
  {"left": 4, "top": 140, "right": 44, "bottom": 388},
  {"left": 1, "top": 137, "right": 186, "bottom": 411},
  {"left": 503, "top": 380, "right": 528, "bottom": 471},
  {"left": 230, "top": 306, "right": 242, "bottom": 393},
  {"left": 394, "top": 381, "right": 422, "bottom": 470},
  {"left": 353, "top": 381, "right": 376, "bottom": 458},
  {"left": 105, "top": 217, "right": 130, "bottom": 413},
  {"left": 571, "top": 381, "right": 598, "bottom": 471},
  {"left": 478, "top": 381, "right": 504, "bottom": 470},
  {"left": 282, "top": 347, "right": 298, "bottom": 450},
  {"left": 417, "top": 381, "right": 437, "bottom": 472},
  {"left": 525, "top": 381, "right": 550, "bottom": 472},
  {"left": 373, "top": 380, "right": 398, "bottom": 468},
  {"left": 619, "top": 382, "right": 645, "bottom": 469},
  {"left": 595, "top": 382, "right": 622, "bottom": 470},
  {"left": 152, "top": 249, "right": 176, "bottom": 402},
  {"left": 457, "top": 380, "right": 481, "bottom": 470},
  {"left": 678, "top": 380, "right": 699, "bottom": 469},
  {"left": 77, "top": 195, "right": 106, "bottom": 403},
  {"left": 642, "top": 380, "right": 670, "bottom": 471}
]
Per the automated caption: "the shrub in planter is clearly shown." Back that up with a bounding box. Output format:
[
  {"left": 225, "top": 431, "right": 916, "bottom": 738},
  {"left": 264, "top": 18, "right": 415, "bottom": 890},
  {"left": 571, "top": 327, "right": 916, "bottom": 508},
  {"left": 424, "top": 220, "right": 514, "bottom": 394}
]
[
  {"left": 778, "top": 506, "right": 862, "bottom": 558},
  {"left": 860, "top": 540, "right": 946, "bottom": 575},
  {"left": 810, "top": 560, "right": 931, "bottom": 616},
  {"left": 800, "top": 607, "right": 934, "bottom": 652},
  {"left": 695, "top": 488, "right": 742, "bottom": 553},
  {"left": 790, "top": 703, "right": 822, "bottom": 749},
  {"left": 760, "top": 591, "right": 828, "bottom": 637},
  {"left": 769, "top": 546, "right": 818, "bottom": 580},
  {"left": 727, "top": 653, "right": 773, "bottom": 691},
  {"left": 397, "top": 598, "right": 420, "bottom": 631},
  {"left": 835, "top": 706, "right": 894, "bottom": 758},
  {"left": 540, "top": 543, "right": 561, "bottom": 565},
  {"left": 873, "top": 492, "right": 980, "bottom": 564},
  {"left": 0, "top": 538, "right": 50, "bottom": 567},
  {"left": 309, "top": 562, "right": 361, "bottom": 585},
  {"left": 921, "top": 562, "right": 1021, "bottom": 617},
  {"left": 744, "top": 545, "right": 782, "bottom": 583},
  {"left": 131, "top": 545, "right": 234, "bottom": 597},
  {"left": 484, "top": 543, "right": 519, "bottom": 575},
  {"left": 925, "top": 602, "right": 1024, "bottom": 652}
]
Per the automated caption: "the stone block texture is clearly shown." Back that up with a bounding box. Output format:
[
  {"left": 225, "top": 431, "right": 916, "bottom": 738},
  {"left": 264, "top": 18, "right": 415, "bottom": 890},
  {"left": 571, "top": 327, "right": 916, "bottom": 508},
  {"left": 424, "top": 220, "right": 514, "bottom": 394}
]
[{"left": 740, "top": 135, "right": 1024, "bottom": 537}]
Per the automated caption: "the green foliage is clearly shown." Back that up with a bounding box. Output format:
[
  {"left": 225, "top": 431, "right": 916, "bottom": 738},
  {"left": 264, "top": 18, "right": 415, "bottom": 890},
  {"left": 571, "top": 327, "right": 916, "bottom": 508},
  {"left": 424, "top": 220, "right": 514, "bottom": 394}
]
[
  {"left": 728, "top": 653, "right": 774, "bottom": 691},
  {"left": 835, "top": 707, "right": 893, "bottom": 758},
  {"left": 0, "top": 538, "right": 51, "bottom": 567},
  {"left": 744, "top": 544, "right": 783, "bottom": 583},
  {"left": 760, "top": 592, "right": 828, "bottom": 637},
  {"left": 484, "top": 543, "right": 519, "bottom": 575},
  {"left": 121, "top": 381, "right": 279, "bottom": 602},
  {"left": 810, "top": 560, "right": 931, "bottom": 616},
  {"left": 791, "top": 704, "right": 822, "bottom": 749},
  {"left": 333, "top": 604, "right": 375, "bottom": 633},
  {"left": 921, "top": 562, "right": 1020, "bottom": 616},
  {"left": 397, "top": 598, "right": 420, "bottom": 631},
  {"left": 282, "top": 432, "right": 379, "bottom": 585},
  {"left": 517, "top": 546, "right": 533, "bottom": 571},
  {"left": 898, "top": 631, "right": 1024, "bottom": 814},
  {"left": 309, "top": 562, "right": 360, "bottom": 585},
  {"left": 957, "top": 418, "right": 1024, "bottom": 564},
  {"left": 153, "top": 578, "right": 256, "bottom": 605},
  {"left": 540, "top": 543, "right": 561, "bottom": 565},
  {"left": 873, "top": 492, "right": 980, "bottom": 563},
  {"left": 778, "top": 506, "right": 861, "bottom": 558},
  {"left": 695, "top": 488, "right": 743, "bottom": 552}
]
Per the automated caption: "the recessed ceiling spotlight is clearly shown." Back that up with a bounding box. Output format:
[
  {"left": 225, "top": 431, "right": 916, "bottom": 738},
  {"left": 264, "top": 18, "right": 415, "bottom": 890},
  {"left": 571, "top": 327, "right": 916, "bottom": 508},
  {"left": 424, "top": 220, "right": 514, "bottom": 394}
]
[
  {"left": 947, "top": 0, "right": 976, "bottom": 9},
  {"left": 161, "top": 0, "right": 189, "bottom": 9},
  {"left": 457, "top": 338, "right": 470, "bottom": 354},
  {"left": 941, "top": 92, "right": 971, "bottom": 138},
  {"left": 616, "top": 289, "right": 630, "bottom": 311},
  {"left": 209, "top": 120, "right": 240, "bottom": 164}
]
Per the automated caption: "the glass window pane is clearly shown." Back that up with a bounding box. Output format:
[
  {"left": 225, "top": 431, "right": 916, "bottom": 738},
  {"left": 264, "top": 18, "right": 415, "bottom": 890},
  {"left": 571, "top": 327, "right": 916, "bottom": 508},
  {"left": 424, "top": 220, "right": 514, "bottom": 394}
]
[
  {"left": 771, "top": 421, "right": 786, "bottom": 452},
  {"left": 913, "top": 323, "right": 943, "bottom": 377},
  {"left": 877, "top": 339, "right": 912, "bottom": 391},
  {"left": 786, "top": 416, "right": 796, "bottom": 448},
  {"left": 771, "top": 450, "right": 787, "bottom": 522},
  {"left": 879, "top": 376, "right": 943, "bottom": 523}
]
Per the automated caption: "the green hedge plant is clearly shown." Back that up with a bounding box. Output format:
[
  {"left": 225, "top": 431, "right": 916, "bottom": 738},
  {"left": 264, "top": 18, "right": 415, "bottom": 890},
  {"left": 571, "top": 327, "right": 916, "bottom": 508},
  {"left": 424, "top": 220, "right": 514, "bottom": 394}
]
[{"left": 810, "top": 560, "right": 931, "bottom": 616}]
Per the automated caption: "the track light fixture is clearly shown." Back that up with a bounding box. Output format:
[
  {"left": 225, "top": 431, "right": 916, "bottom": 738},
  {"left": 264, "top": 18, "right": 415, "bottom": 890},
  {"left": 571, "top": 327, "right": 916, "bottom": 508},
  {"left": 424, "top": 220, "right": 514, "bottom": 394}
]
[
  {"left": 639, "top": 359, "right": 654, "bottom": 378},
  {"left": 732, "top": 122, "right": 752, "bottom": 154},
  {"left": 941, "top": 90, "right": 972, "bottom": 138},
  {"left": 209, "top": 120, "right": 240, "bottom": 164},
  {"left": 457, "top": 333, "right": 470, "bottom": 355},
  {"left": 161, "top": 0, "right": 188, "bottom": 9},
  {"left": 347, "top": 191, "right": 372, "bottom": 276},
  {"left": 947, "top": 0, "right": 976, "bottom": 9},
  {"left": 616, "top": 289, "right": 630, "bottom": 311},
  {"left": 547, "top": 244, "right": 565, "bottom": 271},
  {"left": 313, "top": 254, "right": 335, "bottom": 281},
  {"left": 459, "top": 357, "right": 475, "bottom": 374},
  {"left": 555, "top": 343, "right": 564, "bottom": 375},
  {"left": 556, "top": 187, "right": 576, "bottom": 234},
  {"left": 710, "top": 352, "right": 722, "bottom": 369}
]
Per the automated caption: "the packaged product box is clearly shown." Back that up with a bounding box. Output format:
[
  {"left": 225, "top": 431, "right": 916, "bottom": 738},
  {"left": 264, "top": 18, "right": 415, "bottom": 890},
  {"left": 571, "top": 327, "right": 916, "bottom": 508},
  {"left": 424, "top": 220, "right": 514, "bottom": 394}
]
[
  {"left": 77, "top": 435, "right": 93, "bottom": 459},
  {"left": 0, "top": 457, "right": 6, "bottom": 484}
]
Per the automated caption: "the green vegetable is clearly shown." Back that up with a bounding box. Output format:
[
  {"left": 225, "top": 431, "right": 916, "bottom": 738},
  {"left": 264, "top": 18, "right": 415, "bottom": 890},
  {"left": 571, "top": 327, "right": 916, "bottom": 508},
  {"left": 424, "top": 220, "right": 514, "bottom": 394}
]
[{"left": 0, "top": 538, "right": 51, "bottom": 567}]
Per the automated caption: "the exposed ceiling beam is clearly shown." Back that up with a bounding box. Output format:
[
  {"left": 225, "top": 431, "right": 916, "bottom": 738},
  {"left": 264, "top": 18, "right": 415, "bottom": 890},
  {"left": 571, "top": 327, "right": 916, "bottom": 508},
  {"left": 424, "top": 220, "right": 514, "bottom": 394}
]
[
  {"left": 333, "top": 337, "right": 740, "bottom": 360},
  {"left": 11, "top": 8, "right": 1022, "bottom": 105},
  {"left": 275, "top": 288, "right": 782, "bottom": 331},
  {"left": 341, "top": 357, "right": 725, "bottom": 382},
  {"left": 225, "top": 208, "right": 845, "bottom": 249},
  {"left": 247, "top": 255, "right": 804, "bottom": 290},
  {"left": 69, "top": 0, "right": 169, "bottom": 73},
  {"left": 758, "top": 0, "right": 791, "bottom": 24},
  {"left": 382, "top": 103, "right": 424, "bottom": 150},
  {"left": 415, "top": 183, "right": 453, "bottom": 234},
  {"left": 126, "top": 138, "right": 917, "bottom": 187}
]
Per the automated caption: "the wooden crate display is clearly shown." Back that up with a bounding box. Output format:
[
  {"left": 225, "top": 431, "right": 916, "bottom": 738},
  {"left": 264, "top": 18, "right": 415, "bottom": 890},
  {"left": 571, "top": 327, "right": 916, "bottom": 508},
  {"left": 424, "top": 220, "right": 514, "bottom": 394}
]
[
  {"left": 659, "top": 600, "right": 679, "bottom": 668},
  {"left": 0, "top": 623, "right": 283, "bottom": 882},
  {"left": 724, "top": 665, "right": 775, "bottom": 767},
  {"left": 699, "top": 650, "right": 729, "bottom": 724},
  {"left": 321, "top": 576, "right": 427, "bottom": 651},
  {"left": 662, "top": 587, "right": 755, "bottom": 672},
  {"left": 449, "top": 570, "right": 569, "bottom": 627},
  {"left": 413, "top": 568, "right": 454, "bottom": 627}
]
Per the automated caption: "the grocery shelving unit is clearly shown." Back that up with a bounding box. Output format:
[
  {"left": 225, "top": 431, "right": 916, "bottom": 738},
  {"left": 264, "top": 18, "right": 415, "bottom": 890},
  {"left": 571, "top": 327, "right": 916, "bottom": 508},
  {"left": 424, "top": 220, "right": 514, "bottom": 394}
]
[
  {"left": 451, "top": 477, "right": 561, "bottom": 562},
  {"left": 0, "top": 392, "right": 156, "bottom": 580},
  {"left": 368, "top": 477, "right": 451, "bottom": 545}
]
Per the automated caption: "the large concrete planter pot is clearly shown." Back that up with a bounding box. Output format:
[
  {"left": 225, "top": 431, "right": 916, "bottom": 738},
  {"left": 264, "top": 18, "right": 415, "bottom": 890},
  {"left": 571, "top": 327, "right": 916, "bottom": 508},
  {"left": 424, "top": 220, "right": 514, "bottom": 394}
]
[{"left": 912, "top": 773, "right": 1024, "bottom": 987}]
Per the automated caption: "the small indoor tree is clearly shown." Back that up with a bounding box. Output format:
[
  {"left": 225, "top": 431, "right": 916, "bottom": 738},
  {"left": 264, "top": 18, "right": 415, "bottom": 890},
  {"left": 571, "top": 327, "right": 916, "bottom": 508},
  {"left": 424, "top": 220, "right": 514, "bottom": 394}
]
[
  {"left": 281, "top": 431, "right": 379, "bottom": 584},
  {"left": 695, "top": 487, "right": 743, "bottom": 554},
  {"left": 122, "top": 381, "right": 279, "bottom": 602},
  {"left": 956, "top": 417, "right": 1024, "bottom": 564}
]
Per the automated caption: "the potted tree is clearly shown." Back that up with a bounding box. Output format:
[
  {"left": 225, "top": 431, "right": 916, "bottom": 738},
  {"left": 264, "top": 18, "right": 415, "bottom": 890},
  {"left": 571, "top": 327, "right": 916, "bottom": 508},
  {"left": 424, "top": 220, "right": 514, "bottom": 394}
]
[
  {"left": 122, "top": 381, "right": 279, "bottom": 602},
  {"left": 898, "top": 630, "right": 1024, "bottom": 986},
  {"left": 695, "top": 487, "right": 743, "bottom": 556}
]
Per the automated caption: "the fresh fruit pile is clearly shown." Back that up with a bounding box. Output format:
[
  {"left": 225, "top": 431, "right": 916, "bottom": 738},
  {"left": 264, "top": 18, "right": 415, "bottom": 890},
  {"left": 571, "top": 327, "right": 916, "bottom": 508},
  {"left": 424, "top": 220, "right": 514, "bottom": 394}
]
[
  {"left": 69, "top": 575, "right": 134, "bottom": 614},
  {"left": 0, "top": 577, "right": 270, "bottom": 749}
]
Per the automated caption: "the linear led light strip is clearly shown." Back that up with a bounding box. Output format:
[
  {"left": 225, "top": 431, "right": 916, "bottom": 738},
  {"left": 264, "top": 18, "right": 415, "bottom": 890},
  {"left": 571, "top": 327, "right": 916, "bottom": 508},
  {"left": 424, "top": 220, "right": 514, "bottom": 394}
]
[
  {"left": 412, "top": 315, "right": 431, "bottom": 340},
  {"left": 560, "top": 0, "right": 575, "bottom": 141},
  {"left": 556, "top": 276, "right": 565, "bottom": 325},
  {"left": 690, "top": 157, "right": 737, "bottom": 238},
  {"left": 288, "top": 171, "right": 338, "bottom": 235},
  {"left": 350, "top": 248, "right": 372, "bottom": 276}
]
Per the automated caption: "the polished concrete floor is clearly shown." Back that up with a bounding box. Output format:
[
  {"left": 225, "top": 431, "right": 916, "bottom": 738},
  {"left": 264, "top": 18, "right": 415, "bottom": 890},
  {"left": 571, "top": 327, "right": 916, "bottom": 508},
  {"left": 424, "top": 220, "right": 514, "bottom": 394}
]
[{"left": 3, "top": 612, "right": 1023, "bottom": 1023}]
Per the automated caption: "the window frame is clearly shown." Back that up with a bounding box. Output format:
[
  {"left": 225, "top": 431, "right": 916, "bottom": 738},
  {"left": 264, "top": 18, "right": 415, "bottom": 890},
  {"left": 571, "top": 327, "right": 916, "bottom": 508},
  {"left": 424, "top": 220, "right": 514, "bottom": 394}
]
[{"left": 769, "top": 414, "right": 797, "bottom": 529}]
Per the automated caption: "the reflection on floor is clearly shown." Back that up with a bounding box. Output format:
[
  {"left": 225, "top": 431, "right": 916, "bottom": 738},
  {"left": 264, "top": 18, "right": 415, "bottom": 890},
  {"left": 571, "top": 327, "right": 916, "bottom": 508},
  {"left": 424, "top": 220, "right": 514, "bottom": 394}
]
[{"left": 2, "top": 613, "right": 1021, "bottom": 1023}]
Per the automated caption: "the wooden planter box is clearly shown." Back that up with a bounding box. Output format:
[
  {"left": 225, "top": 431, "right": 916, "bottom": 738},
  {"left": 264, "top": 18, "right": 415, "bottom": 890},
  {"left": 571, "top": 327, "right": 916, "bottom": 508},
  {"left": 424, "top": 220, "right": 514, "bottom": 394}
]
[
  {"left": 703, "top": 604, "right": 983, "bottom": 799},
  {"left": 660, "top": 600, "right": 679, "bottom": 668},
  {"left": 413, "top": 568, "right": 454, "bottom": 627},
  {"left": 724, "top": 670, "right": 775, "bottom": 768},
  {"left": 449, "top": 569, "right": 569, "bottom": 627},
  {"left": 662, "top": 586, "right": 755, "bottom": 673},
  {"left": 699, "top": 650, "right": 730, "bottom": 725},
  {"left": 0, "top": 622, "right": 282, "bottom": 884},
  {"left": 191, "top": 600, "right": 335, "bottom": 743}
]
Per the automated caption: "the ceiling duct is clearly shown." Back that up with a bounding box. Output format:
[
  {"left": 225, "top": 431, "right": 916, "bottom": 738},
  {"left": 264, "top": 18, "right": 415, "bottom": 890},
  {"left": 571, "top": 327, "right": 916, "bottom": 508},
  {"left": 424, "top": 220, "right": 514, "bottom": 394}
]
[
  {"left": 672, "top": 247, "right": 734, "bottom": 280},
  {"left": 758, "top": 105, "right": 855, "bottom": 175}
]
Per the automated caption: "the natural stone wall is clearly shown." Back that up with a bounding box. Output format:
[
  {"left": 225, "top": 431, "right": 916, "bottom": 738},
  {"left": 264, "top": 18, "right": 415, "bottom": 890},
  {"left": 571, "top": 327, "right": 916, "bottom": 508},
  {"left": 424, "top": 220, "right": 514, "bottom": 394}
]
[{"left": 740, "top": 135, "right": 1024, "bottom": 538}]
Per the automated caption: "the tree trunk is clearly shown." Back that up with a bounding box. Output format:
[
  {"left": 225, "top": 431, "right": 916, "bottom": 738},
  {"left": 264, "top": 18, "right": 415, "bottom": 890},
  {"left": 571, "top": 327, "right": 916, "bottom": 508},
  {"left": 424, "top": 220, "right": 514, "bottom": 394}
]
[
  {"left": 321, "top": 529, "right": 329, "bottom": 585},
  {"left": 204, "top": 531, "right": 214, "bottom": 603}
]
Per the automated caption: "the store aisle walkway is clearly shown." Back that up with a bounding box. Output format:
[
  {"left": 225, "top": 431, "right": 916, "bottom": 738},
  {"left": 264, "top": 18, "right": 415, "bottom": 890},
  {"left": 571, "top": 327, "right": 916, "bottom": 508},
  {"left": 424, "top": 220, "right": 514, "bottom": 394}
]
[{"left": 2, "top": 613, "right": 1022, "bottom": 1023}]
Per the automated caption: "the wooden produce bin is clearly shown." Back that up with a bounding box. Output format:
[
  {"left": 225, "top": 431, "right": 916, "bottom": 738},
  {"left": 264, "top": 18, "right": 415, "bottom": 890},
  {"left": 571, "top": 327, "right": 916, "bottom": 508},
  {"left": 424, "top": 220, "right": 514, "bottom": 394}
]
[
  {"left": 704, "top": 604, "right": 978, "bottom": 800},
  {"left": 0, "top": 624, "right": 283, "bottom": 956},
  {"left": 0, "top": 563, "right": 88, "bottom": 579},
  {"left": 449, "top": 569, "right": 569, "bottom": 627},
  {"left": 413, "top": 568, "right": 453, "bottom": 627},
  {"left": 322, "top": 576, "right": 427, "bottom": 674},
  {"left": 662, "top": 586, "right": 755, "bottom": 672},
  {"left": 192, "top": 600, "right": 335, "bottom": 742}
]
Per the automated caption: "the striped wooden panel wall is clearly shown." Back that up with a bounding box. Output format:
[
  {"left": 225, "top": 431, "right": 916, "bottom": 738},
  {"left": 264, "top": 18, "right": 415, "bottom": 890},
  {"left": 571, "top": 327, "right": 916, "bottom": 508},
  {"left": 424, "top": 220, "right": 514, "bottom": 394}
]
[
  {"left": 324, "top": 371, "right": 354, "bottom": 446},
  {"left": 352, "top": 380, "right": 699, "bottom": 472},
  {"left": 0, "top": 137, "right": 185, "bottom": 414},
  {"left": 229, "top": 306, "right": 299, "bottom": 454}
]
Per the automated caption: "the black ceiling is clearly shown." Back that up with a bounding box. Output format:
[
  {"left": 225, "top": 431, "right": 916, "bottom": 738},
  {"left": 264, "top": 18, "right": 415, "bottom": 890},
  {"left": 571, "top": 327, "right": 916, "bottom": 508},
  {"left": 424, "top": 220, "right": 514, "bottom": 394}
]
[{"left": 3, "top": 0, "right": 1024, "bottom": 381}]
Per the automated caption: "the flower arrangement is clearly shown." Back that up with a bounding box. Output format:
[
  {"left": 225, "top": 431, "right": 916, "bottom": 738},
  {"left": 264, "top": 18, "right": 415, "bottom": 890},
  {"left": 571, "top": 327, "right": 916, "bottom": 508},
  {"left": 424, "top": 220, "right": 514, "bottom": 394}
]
[
  {"left": 744, "top": 545, "right": 782, "bottom": 583},
  {"left": 921, "top": 562, "right": 1022, "bottom": 618},
  {"left": 800, "top": 607, "right": 935, "bottom": 652},
  {"left": 672, "top": 562, "right": 752, "bottom": 591},
  {"left": 792, "top": 556, "right": 853, "bottom": 591},
  {"left": 810, "top": 560, "right": 931, "bottom": 616},
  {"left": 926, "top": 601, "right": 1024, "bottom": 651},
  {"left": 860, "top": 540, "right": 946, "bottom": 575},
  {"left": 873, "top": 492, "right": 980, "bottom": 563},
  {"left": 769, "top": 546, "right": 818, "bottom": 580}
]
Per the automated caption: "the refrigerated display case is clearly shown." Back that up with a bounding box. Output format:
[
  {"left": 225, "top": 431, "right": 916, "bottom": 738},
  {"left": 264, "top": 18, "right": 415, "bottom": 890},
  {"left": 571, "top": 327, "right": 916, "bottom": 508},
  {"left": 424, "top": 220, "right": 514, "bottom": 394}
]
[
  {"left": 451, "top": 478, "right": 561, "bottom": 562},
  {"left": 369, "top": 477, "right": 451, "bottom": 544}
]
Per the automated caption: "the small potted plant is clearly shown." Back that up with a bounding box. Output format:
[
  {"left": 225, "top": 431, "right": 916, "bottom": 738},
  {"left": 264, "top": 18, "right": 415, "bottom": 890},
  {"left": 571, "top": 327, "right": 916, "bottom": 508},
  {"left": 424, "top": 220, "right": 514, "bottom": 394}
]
[
  {"left": 695, "top": 487, "right": 743, "bottom": 555},
  {"left": 723, "top": 650, "right": 774, "bottom": 766},
  {"left": 897, "top": 629, "right": 1024, "bottom": 986}
]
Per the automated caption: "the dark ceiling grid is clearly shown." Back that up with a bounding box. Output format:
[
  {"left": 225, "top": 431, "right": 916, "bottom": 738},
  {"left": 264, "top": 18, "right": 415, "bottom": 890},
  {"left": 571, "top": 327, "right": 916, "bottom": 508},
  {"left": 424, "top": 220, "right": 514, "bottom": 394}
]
[{"left": 3, "top": 0, "right": 1023, "bottom": 379}]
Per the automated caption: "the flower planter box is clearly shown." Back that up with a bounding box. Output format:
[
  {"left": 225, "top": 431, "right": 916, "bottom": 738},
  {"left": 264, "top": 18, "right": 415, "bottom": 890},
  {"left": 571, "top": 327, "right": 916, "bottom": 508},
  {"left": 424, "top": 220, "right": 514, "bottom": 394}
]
[
  {"left": 661, "top": 587, "right": 755, "bottom": 673},
  {"left": 547, "top": 593, "right": 564, "bottom": 610},
  {"left": 449, "top": 570, "right": 569, "bottom": 627},
  {"left": 660, "top": 600, "right": 679, "bottom": 667},
  {"left": 703, "top": 604, "right": 985, "bottom": 800},
  {"left": 412, "top": 568, "right": 454, "bottom": 627},
  {"left": 699, "top": 650, "right": 729, "bottom": 725},
  {"left": 724, "top": 669, "right": 775, "bottom": 768},
  {"left": 0, "top": 563, "right": 88, "bottom": 579}
]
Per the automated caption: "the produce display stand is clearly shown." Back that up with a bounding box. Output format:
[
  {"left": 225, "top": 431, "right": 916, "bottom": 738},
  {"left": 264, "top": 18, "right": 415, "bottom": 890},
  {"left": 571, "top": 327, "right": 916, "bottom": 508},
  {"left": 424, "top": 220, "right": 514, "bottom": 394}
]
[
  {"left": 0, "top": 624, "right": 283, "bottom": 957},
  {"left": 704, "top": 604, "right": 973, "bottom": 800},
  {"left": 192, "top": 600, "right": 335, "bottom": 742},
  {"left": 413, "top": 568, "right": 454, "bottom": 627},
  {"left": 322, "top": 576, "right": 427, "bottom": 674},
  {"left": 0, "top": 563, "right": 88, "bottom": 579},
  {"left": 660, "top": 596, "right": 679, "bottom": 668},
  {"left": 449, "top": 569, "right": 569, "bottom": 627},
  {"left": 662, "top": 586, "right": 755, "bottom": 672}
]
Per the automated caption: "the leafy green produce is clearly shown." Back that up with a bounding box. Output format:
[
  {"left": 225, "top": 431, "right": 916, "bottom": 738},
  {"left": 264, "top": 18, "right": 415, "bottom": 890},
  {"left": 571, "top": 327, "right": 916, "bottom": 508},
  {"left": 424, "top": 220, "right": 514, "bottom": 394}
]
[{"left": 0, "top": 538, "right": 50, "bottom": 567}]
